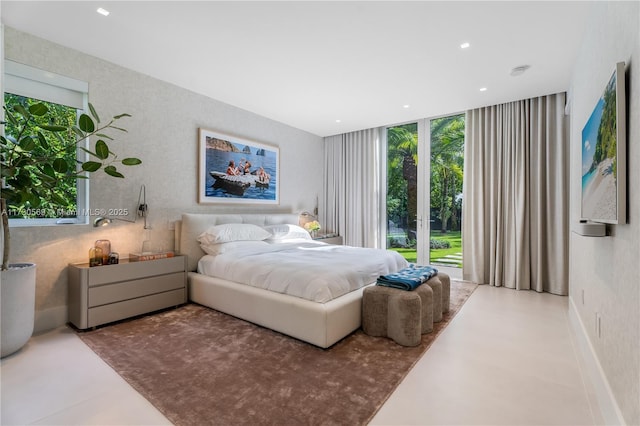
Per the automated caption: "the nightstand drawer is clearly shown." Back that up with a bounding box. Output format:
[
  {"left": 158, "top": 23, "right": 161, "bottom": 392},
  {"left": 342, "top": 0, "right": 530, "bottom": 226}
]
[
  {"left": 313, "top": 235, "right": 343, "bottom": 245},
  {"left": 88, "top": 272, "right": 186, "bottom": 307},
  {"left": 85, "top": 256, "right": 185, "bottom": 286},
  {"left": 88, "top": 289, "right": 185, "bottom": 328}
]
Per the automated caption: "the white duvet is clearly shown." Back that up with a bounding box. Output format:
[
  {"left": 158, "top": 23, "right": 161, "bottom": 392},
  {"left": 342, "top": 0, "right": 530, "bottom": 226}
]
[{"left": 197, "top": 240, "right": 409, "bottom": 303}]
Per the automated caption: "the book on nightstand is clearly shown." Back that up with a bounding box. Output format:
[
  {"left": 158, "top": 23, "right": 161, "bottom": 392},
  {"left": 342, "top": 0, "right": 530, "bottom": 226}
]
[{"left": 128, "top": 251, "right": 175, "bottom": 262}]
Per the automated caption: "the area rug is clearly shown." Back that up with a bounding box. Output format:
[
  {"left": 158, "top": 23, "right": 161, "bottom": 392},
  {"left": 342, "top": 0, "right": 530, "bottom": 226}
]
[{"left": 78, "top": 280, "right": 477, "bottom": 426}]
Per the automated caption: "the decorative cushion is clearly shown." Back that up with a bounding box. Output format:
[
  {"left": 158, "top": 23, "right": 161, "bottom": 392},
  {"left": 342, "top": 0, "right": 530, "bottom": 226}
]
[
  {"left": 197, "top": 223, "right": 272, "bottom": 245},
  {"left": 262, "top": 224, "right": 312, "bottom": 241}
]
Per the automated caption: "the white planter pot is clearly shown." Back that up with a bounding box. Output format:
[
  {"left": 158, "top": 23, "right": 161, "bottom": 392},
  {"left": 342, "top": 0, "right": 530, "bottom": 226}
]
[{"left": 1, "top": 263, "right": 36, "bottom": 358}]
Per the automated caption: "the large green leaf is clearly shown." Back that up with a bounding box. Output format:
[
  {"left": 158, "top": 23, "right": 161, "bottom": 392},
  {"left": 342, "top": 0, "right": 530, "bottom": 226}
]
[
  {"left": 37, "top": 131, "right": 50, "bottom": 150},
  {"left": 3, "top": 107, "right": 19, "bottom": 126},
  {"left": 88, "top": 103, "right": 101, "bottom": 123},
  {"left": 42, "top": 163, "right": 56, "bottom": 178},
  {"left": 104, "top": 165, "right": 124, "bottom": 178},
  {"left": 95, "top": 140, "right": 109, "bottom": 160},
  {"left": 27, "top": 192, "right": 41, "bottom": 208},
  {"left": 95, "top": 133, "right": 113, "bottom": 140},
  {"left": 39, "top": 124, "right": 67, "bottom": 132},
  {"left": 78, "top": 114, "right": 95, "bottom": 133},
  {"left": 79, "top": 147, "right": 99, "bottom": 159},
  {"left": 71, "top": 125, "right": 86, "bottom": 139},
  {"left": 52, "top": 158, "right": 69, "bottom": 173},
  {"left": 19, "top": 136, "right": 37, "bottom": 151},
  {"left": 13, "top": 104, "right": 30, "bottom": 119},
  {"left": 122, "top": 158, "right": 142, "bottom": 166},
  {"left": 82, "top": 161, "right": 102, "bottom": 172},
  {"left": 29, "top": 103, "right": 49, "bottom": 116}
]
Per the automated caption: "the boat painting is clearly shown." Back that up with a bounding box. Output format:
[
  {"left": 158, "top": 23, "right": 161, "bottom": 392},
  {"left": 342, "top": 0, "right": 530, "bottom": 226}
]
[
  {"left": 198, "top": 128, "right": 279, "bottom": 204},
  {"left": 210, "top": 171, "right": 270, "bottom": 196}
]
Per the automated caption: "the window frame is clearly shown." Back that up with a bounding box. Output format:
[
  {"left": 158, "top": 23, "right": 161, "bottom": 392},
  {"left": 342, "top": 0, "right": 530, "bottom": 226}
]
[{"left": 3, "top": 60, "right": 90, "bottom": 227}]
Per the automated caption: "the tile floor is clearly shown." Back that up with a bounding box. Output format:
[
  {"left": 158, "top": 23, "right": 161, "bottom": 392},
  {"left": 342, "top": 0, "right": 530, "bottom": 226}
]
[{"left": 1, "top": 284, "right": 602, "bottom": 425}]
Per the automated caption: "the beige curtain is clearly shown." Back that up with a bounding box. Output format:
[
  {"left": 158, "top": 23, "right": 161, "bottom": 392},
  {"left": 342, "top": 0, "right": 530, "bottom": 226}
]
[
  {"left": 322, "top": 129, "right": 381, "bottom": 248},
  {"left": 462, "top": 93, "right": 569, "bottom": 295}
]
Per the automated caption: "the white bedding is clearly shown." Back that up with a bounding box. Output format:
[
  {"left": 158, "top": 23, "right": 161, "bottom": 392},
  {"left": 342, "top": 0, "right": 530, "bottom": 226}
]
[{"left": 197, "top": 240, "right": 408, "bottom": 303}]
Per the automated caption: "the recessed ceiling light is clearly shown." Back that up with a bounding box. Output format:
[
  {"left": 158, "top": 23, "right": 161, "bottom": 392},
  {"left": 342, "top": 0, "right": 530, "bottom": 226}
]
[
  {"left": 510, "top": 65, "right": 531, "bottom": 77},
  {"left": 403, "top": 105, "right": 410, "bottom": 109},
  {"left": 97, "top": 7, "right": 110, "bottom": 16},
  {"left": 335, "top": 119, "right": 341, "bottom": 123},
  {"left": 479, "top": 87, "right": 487, "bottom": 92},
  {"left": 460, "top": 42, "right": 470, "bottom": 49}
]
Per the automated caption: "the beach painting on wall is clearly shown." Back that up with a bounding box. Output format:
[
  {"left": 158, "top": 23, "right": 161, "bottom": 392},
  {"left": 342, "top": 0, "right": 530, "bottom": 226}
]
[
  {"left": 581, "top": 62, "right": 626, "bottom": 224},
  {"left": 198, "top": 128, "right": 279, "bottom": 204}
]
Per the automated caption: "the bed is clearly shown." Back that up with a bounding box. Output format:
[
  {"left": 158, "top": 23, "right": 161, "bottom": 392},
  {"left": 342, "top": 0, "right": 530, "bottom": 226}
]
[{"left": 176, "top": 213, "right": 408, "bottom": 348}]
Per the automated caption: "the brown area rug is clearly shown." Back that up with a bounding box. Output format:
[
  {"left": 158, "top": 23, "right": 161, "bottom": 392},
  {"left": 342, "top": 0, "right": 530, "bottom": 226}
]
[{"left": 78, "top": 280, "right": 477, "bottom": 426}]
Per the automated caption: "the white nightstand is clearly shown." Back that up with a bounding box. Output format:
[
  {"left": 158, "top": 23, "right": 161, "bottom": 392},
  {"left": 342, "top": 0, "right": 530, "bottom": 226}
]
[
  {"left": 312, "top": 234, "right": 343, "bottom": 245},
  {"left": 68, "top": 255, "right": 187, "bottom": 329}
]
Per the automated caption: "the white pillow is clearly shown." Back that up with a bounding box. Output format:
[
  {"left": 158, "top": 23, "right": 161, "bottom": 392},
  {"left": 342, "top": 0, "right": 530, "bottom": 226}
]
[
  {"left": 200, "top": 240, "right": 270, "bottom": 256},
  {"left": 197, "top": 223, "right": 272, "bottom": 245},
  {"left": 263, "top": 224, "right": 312, "bottom": 241}
]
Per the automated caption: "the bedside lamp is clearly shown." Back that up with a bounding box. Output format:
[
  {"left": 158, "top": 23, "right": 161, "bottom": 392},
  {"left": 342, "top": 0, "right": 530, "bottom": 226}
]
[
  {"left": 93, "top": 184, "right": 149, "bottom": 229},
  {"left": 298, "top": 211, "right": 316, "bottom": 228}
]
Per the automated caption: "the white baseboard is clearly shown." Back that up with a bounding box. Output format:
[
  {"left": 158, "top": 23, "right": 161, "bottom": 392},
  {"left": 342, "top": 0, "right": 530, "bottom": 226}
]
[
  {"left": 568, "top": 297, "right": 626, "bottom": 425},
  {"left": 34, "top": 306, "right": 67, "bottom": 335}
]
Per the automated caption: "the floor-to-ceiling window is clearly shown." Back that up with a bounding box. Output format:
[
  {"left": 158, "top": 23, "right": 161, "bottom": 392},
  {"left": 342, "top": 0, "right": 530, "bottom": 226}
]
[
  {"left": 385, "top": 123, "right": 418, "bottom": 263},
  {"left": 428, "top": 114, "right": 465, "bottom": 268},
  {"left": 386, "top": 114, "right": 464, "bottom": 271}
]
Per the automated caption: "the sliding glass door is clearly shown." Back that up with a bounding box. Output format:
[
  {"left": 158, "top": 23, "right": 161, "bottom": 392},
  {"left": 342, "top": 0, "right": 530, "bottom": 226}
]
[
  {"left": 385, "top": 114, "right": 465, "bottom": 271},
  {"left": 428, "top": 114, "right": 465, "bottom": 269},
  {"left": 385, "top": 123, "right": 419, "bottom": 263}
]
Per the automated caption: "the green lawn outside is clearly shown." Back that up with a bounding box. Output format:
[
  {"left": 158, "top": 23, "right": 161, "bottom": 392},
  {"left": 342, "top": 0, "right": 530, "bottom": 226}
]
[
  {"left": 388, "top": 231, "right": 462, "bottom": 267},
  {"left": 388, "top": 248, "right": 417, "bottom": 263}
]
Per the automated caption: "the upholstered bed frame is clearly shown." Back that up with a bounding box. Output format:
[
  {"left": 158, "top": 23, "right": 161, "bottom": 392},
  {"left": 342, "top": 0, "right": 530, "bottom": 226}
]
[{"left": 175, "top": 213, "right": 367, "bottom": 348}]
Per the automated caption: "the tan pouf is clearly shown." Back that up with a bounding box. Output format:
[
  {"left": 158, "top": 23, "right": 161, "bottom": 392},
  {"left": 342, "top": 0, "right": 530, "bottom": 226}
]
[
  {"left": 362, "top": 283, "right": 434, "bottom": 347},
  {"left": 425, "top": 277, "right": 443, "bottom": 322},
  {"left": 437, "top": 272, "right": 451, "bottom": 313}
]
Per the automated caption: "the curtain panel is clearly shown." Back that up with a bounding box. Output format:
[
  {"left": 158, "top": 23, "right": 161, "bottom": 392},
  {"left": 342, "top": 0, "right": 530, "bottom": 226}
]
[
  {"left": 462, "top": 93, "right": 569, "bottom": 295},
  {"left": 322, "top": 129, "right": 381, "bottom": 248}
]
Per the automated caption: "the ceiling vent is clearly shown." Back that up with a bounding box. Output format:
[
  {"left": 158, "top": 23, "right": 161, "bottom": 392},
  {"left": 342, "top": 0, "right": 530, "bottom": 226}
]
[{"left": 510, "top": 65, "right": 531, "bottom": 77}]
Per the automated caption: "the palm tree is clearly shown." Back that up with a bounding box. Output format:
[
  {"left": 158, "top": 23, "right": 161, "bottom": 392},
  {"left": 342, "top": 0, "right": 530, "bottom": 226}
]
[
  {"left": 387, "top": 124, "right": 418, "bottom": 244},
  {"left": 430, "top": 115, "right": 464, "bottom": 233}
]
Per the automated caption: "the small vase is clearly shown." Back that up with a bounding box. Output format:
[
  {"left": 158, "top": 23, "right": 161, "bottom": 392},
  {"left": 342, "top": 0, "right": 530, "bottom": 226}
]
[{"left": 95, "top": 240, "right": 111, "bottom": 264}]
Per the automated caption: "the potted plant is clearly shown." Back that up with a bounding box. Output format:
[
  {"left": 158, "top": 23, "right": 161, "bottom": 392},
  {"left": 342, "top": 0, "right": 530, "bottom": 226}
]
[{"left": 1, "top": 100, "right": 141, "bottom": 357}]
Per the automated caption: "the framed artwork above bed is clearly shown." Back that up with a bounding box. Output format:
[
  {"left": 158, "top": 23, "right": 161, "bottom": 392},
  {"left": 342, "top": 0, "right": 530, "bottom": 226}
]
[{"left": 198, "top": 128, "right": 279, "bottom": 204}]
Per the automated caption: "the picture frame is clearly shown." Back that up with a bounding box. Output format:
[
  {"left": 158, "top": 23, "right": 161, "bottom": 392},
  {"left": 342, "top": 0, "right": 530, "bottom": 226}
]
[
  {"left": 198, "top": 128, "right": 279, "bottom": 204},
  {"left": 581, "top": 61, "right": 626, "bottom": 224}
]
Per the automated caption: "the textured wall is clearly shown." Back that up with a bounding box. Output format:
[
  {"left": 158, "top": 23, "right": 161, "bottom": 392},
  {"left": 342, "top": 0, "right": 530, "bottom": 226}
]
[
  {"left": 568, "top": 2, "right": 639, "bottom": 424},
  {"left": 3, "top": 27, "right": 323, "bottom": 332}
]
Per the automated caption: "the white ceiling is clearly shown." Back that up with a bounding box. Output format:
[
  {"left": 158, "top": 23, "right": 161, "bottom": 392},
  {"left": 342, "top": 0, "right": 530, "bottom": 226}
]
[{"left": 1, "top": 1, "right": 592, "bottom": 137}]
